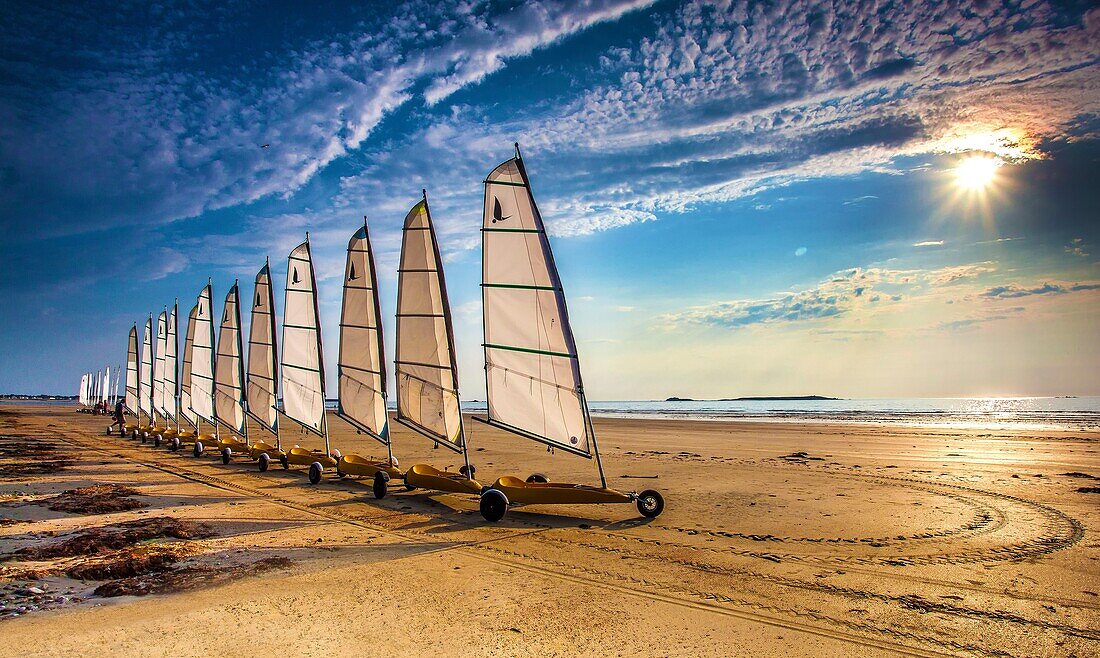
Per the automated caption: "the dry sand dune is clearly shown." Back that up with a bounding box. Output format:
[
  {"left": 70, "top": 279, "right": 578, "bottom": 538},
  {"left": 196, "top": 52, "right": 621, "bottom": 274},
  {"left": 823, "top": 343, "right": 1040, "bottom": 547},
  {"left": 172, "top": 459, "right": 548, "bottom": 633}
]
[{"left": 1, "top": 404, "right": 1098, "bottom": 657}]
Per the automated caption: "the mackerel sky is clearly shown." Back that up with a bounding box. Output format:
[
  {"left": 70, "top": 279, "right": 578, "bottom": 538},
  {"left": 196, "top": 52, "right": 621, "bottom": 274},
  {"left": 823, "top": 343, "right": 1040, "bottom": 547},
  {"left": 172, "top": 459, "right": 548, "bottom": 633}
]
[{"left": 1, "top": 0, "right": 1098, "bottom": 398}]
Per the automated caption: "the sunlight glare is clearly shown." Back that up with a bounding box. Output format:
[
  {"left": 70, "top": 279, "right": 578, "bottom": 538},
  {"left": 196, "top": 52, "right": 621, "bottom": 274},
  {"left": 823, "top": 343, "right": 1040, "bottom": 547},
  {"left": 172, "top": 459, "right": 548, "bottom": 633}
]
[{"left": 955, "top": 155, "right": 1001, "bottom": 191}]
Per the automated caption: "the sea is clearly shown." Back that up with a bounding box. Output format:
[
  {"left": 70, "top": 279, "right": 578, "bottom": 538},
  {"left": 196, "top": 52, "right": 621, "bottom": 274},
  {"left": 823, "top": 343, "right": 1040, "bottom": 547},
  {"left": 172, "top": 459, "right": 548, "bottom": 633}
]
[{"left": 9, "top": 396, "right": 1100, "bottom": 432}]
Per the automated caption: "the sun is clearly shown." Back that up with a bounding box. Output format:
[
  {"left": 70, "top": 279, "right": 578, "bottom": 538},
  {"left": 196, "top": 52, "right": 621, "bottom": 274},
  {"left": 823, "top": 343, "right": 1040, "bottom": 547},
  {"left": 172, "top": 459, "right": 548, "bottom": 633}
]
[{"left": 954, "top": 155, "right": 1002, "bottom": 191}]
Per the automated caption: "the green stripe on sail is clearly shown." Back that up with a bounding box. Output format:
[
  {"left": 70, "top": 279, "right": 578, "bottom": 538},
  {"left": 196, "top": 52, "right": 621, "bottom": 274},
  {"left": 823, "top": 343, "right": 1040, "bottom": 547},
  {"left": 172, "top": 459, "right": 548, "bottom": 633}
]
[
  {"left": 483, "top": 343, "right": 575, "bottom": 359},
  {"left": 482, "top": 283, "right": 559, "bottom": 291}
]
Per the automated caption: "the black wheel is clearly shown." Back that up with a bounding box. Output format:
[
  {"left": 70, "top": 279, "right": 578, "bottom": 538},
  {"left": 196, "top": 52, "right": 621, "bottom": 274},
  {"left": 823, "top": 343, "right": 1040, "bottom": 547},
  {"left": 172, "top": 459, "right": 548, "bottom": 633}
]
[
  {"left": 636, "top": 490, "right": 664, "bottom": 518},
  {"left": 280, "top": 455, "right": 289, "bottom": 470},
  {"left": 193, "top": 441, "right": 203, "bottom": 458},
  {"left": 480, "top": 489, "right": 508, "bottom": 522},
  {"left": 308, "top": 462, "right": 323, "bottom": 485},
  {"left": 525, "top": 473, "right": 549, "bottom": 483},
  {"left": 140, "top": 432, "right": 147, "bottom": 444},
  {"left": 130, "top": 429, "right": 137, "bottom": 439},
  {"left": 336, "top": 469, "right": 346, "bottom": 479},
  {"left": 221, "top": 447, "right": 231, "bottom": 465},
  {"left": 105, "top": 427, "right": 112, "bottom": 436},
  {"left": 258, "top": 453, "right": 270, "bottom": 472},
  {"left": 154, "top": 435, "right": 161, "bottom": 447},
  {"left": 459, "top": 464, "right": 476, "bottom": 478},
  {"left": 404, "top": 480, "right": 417, "bottom": 492},
  {"left": 373, "top": 472, "right": 389, "bottom": 499},
  {"left": 170, "top": 437, "right": 180, "bottom": 452}
]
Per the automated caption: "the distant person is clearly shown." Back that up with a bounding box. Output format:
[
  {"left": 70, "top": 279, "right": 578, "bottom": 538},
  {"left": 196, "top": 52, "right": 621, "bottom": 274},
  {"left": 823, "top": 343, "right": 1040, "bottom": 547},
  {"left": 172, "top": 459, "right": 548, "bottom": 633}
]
[{"left": 113, "top": 400, "right": 125, "bottom": 432}]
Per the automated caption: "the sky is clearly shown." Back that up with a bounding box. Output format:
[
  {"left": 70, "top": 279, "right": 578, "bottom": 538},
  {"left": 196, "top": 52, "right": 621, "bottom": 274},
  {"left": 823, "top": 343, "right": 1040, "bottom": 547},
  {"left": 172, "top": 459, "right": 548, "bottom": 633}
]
[{"left": 0, "top": 0, "right": 1097, "bottom": 399}]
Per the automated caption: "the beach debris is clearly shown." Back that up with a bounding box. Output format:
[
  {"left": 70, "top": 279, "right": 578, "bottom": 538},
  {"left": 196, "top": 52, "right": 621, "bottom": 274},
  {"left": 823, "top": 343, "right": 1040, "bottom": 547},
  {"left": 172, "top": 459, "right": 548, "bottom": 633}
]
[
  {"left": 12, "top": 516, "right": 214, "bottom": 561},
  {"left": 38, "top": 484, "right": 146, "bottom": 515},
  {"left": 620, "top": 474, "right": 659, "bottom": 479},
  {"left": 93, "top": 556, "right": 293, "bottom": 597},
  {"left": 1062, "top": 472, "right": 1099, "bottom": 480},
  {"left": 1076, "top": 487, "right": 1100, "bottom": 494},
  {"left": 779, "top": 451, "right": 823, "bottom": 462},
  {"left": 0, "top": 434, "right": 73, "bottom": 476}
]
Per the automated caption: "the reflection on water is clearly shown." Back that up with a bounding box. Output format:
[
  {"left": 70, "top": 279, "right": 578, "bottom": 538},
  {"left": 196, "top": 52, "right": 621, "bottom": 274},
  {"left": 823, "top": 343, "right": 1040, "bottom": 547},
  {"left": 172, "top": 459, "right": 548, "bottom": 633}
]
[
  {"left": 571, "top": 397, "right": 1100, "bottom": 431},
  {"left": 10, "top": 396, "right": 1099, "bottom": 432}
]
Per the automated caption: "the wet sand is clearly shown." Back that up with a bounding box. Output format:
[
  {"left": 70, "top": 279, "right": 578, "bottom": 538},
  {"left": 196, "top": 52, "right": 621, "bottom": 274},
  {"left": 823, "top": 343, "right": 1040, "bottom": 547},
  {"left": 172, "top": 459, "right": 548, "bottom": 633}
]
[{"left": 1, "top": 404, "right": 1098, "bottom": 657}]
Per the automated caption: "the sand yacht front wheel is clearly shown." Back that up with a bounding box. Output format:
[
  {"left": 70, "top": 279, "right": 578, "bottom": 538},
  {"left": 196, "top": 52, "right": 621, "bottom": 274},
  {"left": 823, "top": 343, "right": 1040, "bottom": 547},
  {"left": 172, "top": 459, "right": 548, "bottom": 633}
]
[
  {"left": 480, "top": 489, "right": 509, "bottom": 522},
  {"left": 308, "top": 462, "right": 323, "bottom": 484},
  {"left": 373, "top": 471, "right": 390, "bottom": 499},
  {"left": 636, "top": 490, "right": 664, "bottom": 518}
]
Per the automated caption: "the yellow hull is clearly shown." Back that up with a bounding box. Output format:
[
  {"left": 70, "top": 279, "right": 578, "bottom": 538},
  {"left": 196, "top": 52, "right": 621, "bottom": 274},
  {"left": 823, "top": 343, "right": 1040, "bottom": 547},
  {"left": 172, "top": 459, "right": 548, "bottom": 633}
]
[
  {"left": 338, "top": 454, "right": 402, "bottom": 479},
  {"left": 405, "top": 464, "right": 482, "bottom": 495},
  {"left": 286, "top": 447, "right": 337, "bottom": 468},
  {"left": 247, "top": 441, "right": 285, "bottom": 460},
  {"left": 215, "top": 435, "right": 250, "bottom": 451},
  {"left": 491, "top": 476, "right": 632, "bottom": 505}
]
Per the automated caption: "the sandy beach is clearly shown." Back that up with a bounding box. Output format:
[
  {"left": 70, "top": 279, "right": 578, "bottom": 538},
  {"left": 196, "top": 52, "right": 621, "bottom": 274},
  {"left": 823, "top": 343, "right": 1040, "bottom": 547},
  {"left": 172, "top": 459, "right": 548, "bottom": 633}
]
[{"left": 1, "top": 403, "right": 1097, "bottom": 657}]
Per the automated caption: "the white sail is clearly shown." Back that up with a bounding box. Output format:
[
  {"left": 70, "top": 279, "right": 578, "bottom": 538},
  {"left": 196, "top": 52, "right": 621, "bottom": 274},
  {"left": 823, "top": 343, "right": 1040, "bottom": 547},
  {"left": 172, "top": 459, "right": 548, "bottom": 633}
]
[
  {"left": 164, "top": 304, "right": 178, "bottom": 420},
  {"left": 215, "top": 283, "right": 247, "bottom": 435},
  {"left": 139, "top": 317, "right": 154, "bottom": 421},
  {"left": 281, "top": 240, "right": 327, "bottom": 435},
  {"left": 153, "top": 311, "right": 167, "bottom": 418},
  {"left": 125, "top": 326, "right": 139, "bottom": 415},
  {"left": 395, "top": 198, "right": 463, "bottom": 450},
  {"left": 481, "top": 152, "right": 591, "bottom": 457},
  {"left": 180, "top": 304, "right": 198, "bottom": 427},
  {"left": 190, "top": 284, "right": 216, "bottom": 424},
  {"left": 79, "top": 374, "right": 88, "bottom": 406},
  {"left": 246, "top": 263, "right": 279, "bottom": 434},
  {"left": 103, "top": 367, "right": 110, "bottom": 404},
  {"left": 338, "top": 223, "right": 388, "bottom": 443}
]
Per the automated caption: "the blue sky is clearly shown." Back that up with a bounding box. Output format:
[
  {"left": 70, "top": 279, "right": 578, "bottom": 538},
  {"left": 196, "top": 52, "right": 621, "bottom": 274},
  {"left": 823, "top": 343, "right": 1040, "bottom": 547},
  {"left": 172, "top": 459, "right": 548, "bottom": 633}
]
[{"left": 1, "top": 0, "right": 1097, "bottom": 398}]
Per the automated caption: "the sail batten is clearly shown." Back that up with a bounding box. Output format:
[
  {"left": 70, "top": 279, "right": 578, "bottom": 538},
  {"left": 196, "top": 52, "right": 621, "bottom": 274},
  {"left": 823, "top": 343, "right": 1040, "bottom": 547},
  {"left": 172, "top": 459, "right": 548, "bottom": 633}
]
[
  {"left": 214, "top": 284, "right": 247, "bottom": 435},
  {"left": 281, "top": 240, "right": 327, "bottom": 436},
  {"left": 481, "top": 153, "right": 591, "bottom": 457},
  {"left": 246, "top": 264, "right": 279, "bottom": 434},
  {"left": 394, "top": 198, "right": 464, "bottom": 452},
  {"left": 337, "top": 223, "right": 389, "bottom": 445},
  {"left": 190, "top": 284, "right": 216, "bottom": 425}
]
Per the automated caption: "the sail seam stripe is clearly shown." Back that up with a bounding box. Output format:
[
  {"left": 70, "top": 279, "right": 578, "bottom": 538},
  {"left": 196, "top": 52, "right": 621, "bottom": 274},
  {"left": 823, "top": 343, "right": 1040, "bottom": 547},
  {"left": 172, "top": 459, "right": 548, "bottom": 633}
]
[
  {"left": 484, "top": 343, "right": 575, "bottom": 358},
  {"left": 482, "top": 228, "right": 542, "bottom": 233},
  {"left": 482, "top": 283, "right": 560, "bottom": 291},
  {"left": 485, "top": 180, "right": 526, "bottom": 187},
  {"left": 395, "top": 360, "right": 452, "bottom": 371},
  {"left": 282, "top": 362, "right": 321, "bottom": 374}
]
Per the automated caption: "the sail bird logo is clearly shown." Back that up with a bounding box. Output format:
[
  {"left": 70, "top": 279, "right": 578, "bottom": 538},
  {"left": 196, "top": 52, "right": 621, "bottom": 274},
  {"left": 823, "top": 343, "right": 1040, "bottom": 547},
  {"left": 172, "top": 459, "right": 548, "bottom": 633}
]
[
  {"left": 348, "top": 262, "right": 357, "bottom": 280},
  {"left": 292, "top": 268, "right": 300, "bottom": 284},
  {"left": 491, "top": 198, "right": 511, "bottom": 223},
  {"left": 255, "top": 292, "right": 262, "bottom": 308}
]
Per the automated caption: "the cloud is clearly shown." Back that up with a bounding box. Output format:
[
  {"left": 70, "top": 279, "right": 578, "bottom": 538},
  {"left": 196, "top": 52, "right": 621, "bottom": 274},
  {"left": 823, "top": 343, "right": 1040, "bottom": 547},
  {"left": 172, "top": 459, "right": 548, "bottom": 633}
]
[
  {"left": 980, "top": 282, "right": 1100, "bottom": 299},
  {"left": 0, "top": 0, "right": 655, "bottom": 239},
  {"left": 1065, "top": 238, "right": 1090, "bottom": 258},
  {"left": 661, "top": 262, "right": 997, "bottom": 329},
  {"left": 913, "top": 240, "right": 944, "bottom": 247}
]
